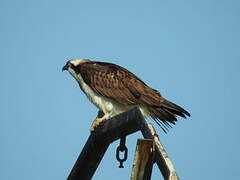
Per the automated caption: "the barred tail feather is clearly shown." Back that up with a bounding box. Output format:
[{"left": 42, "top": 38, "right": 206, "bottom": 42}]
[
  {"left": 149, "top": 99, "right": 190, "bottom": 132},
  {"left": 161, "top": 99, "right": 190, "bottom": 117}
]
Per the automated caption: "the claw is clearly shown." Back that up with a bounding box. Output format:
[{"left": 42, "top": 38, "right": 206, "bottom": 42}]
[{"left": 90, "top": 117, "right": 105, "bottom": 131}]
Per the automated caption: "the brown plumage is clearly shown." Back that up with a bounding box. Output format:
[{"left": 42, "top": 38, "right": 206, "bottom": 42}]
[{"left": 63, "top": 59, "right": 190, "bottom": 132}]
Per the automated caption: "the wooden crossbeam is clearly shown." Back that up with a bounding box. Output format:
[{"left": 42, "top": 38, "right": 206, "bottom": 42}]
[
  {"left": 67, "top": 108, "right": 145, "bottom": 180},
  {"left": 67, "top": 108, "right": 179, "bottom": 180}
]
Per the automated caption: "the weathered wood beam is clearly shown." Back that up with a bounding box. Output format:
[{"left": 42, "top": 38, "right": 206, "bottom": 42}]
[
  {"left": 141, "top": 123, "right": 180, "bottom": 180},
  {"left": 67, "top": 108, "right": 145, "bottom": 180},
  {"left": 130, "top": 139, "right": 154, "bottom": 180}
]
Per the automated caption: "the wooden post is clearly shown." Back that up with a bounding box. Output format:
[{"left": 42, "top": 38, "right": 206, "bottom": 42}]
[
  {"left": 141, "top": 123, "right": 180, "bottom": 180},
  {"left": 130, "top": 139, "right": 154, "bottom": 180},
  {"left": 67, "top": 108, "right": 145, "bottom": 180},
  {"left": 67, "top": 107, "right": 180, "bottom": 180}
]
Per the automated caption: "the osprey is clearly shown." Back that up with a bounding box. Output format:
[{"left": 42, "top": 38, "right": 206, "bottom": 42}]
[{"left": 62, "top": 59, "right": 190, "bottom": 132}]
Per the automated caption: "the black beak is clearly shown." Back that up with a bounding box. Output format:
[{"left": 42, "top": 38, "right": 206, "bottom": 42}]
[{"left": 62, "top": 64, "right": 68, "bottom": 71}]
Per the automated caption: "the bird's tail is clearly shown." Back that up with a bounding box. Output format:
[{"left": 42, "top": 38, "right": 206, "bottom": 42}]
[{"left": 148, "top": 99, "right": 190, "bottom": 133}]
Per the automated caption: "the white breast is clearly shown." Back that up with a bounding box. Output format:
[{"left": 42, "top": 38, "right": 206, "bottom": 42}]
[
  {"left": 68, "top": 67, "right": 149, "bottom": 118},
  {"left": 68, "top": 68, "right": 126, "bottom": 116}
]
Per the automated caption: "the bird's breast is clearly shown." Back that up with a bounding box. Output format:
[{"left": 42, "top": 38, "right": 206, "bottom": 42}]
[
  {"left": 68, "top": 68, "right": 123, "bottom": 114},
  {"left": 68, "top": 67, "right": 150, "bottom": 118}
]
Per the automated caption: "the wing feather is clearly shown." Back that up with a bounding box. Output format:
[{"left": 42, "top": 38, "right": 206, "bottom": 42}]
[
  {"left": 78, "top": 62, "right": 138, "bottom": 105},
  {"left": 78, "top": 61, "right": 166, "bottom": 106}
]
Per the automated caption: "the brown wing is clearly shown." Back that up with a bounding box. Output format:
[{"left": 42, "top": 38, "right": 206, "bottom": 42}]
[{"left": 77, "top": 61, "right": 162, "bottom": 106}]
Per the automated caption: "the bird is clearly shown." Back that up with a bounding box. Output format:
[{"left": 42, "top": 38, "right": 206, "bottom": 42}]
[{"left": 62, "top": 59, "right": 190, "bottom": 132}]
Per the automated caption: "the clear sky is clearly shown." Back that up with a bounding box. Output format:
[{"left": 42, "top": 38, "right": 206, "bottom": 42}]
[{"left": 1, "top": 0, "right": 239, "bottom": 179}]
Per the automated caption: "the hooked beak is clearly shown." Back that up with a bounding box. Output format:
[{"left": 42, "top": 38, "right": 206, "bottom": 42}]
[{"left": 62, "top": 64, "right": 68, "bottom": 71}]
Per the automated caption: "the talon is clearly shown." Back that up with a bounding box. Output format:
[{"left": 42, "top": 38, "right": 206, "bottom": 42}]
[{"left": 90, "top": 118, "right": 105, "bottom": 131}]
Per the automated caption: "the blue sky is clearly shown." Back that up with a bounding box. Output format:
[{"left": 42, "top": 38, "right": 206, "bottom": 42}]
[{"left": 1, "top": 0, "right": 239, "bottom": 179}]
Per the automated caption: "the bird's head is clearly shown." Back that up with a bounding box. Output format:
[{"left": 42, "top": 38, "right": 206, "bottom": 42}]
[{"left": 62, "top": 59, "right": 90, "bottom": 72}]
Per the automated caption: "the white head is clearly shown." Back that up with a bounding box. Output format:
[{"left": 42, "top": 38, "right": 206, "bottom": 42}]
[{"left": 62, "top": 59, "right": 91, "bottom": 71}]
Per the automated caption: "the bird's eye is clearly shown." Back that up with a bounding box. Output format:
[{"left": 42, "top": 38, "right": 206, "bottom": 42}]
[{"left": 67, "top": 61, "right": 73, "bottom": 68}]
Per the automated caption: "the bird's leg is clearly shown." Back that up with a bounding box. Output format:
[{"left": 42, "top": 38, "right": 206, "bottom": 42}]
[{"left": 90, "top": 110, "right": 106, "bottom": 131}]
